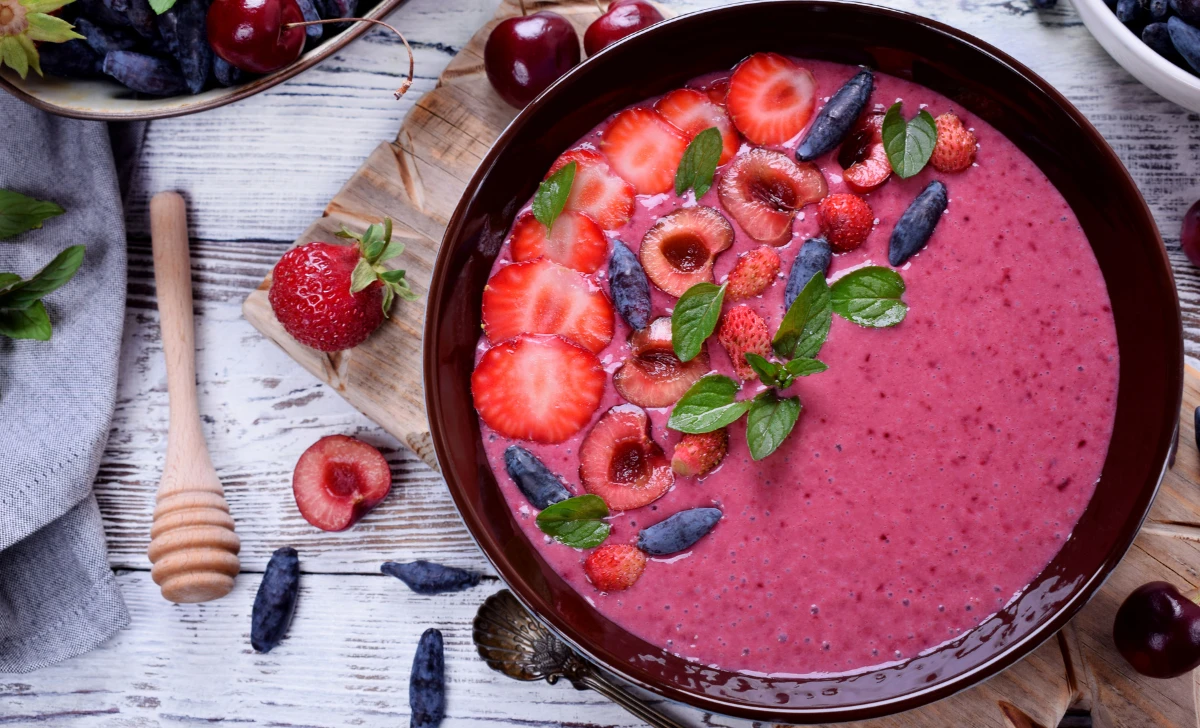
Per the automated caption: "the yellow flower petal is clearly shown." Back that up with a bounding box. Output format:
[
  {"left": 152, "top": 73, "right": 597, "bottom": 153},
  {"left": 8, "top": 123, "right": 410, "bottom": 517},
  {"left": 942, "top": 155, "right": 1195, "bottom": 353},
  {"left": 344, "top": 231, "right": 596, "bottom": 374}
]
[
  {"left": 27, "top": 13, "right": 81, "bottom": 43},
  {"left": 23, "top": 0, "right": 75, "bottom": 13},
  {"left": 15, "top": 31, "right": 39, "bottom": 76},
  {"left": 0, "top": 35, "right": 29, "bottom": 78}
]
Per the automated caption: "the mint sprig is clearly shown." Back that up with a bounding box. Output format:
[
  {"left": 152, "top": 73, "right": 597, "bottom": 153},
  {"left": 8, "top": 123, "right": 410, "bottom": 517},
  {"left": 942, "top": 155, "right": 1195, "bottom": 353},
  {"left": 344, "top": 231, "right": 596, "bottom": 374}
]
[
  {"left": 745, "top": 390, "right": 802, "bottom": 460},
  {"left": 337, "top": 218, "right": 420, "bottom": 315},
  {"left": 674, "top": 127, "right": 723, "bottom": 199},
  {"left": 745, "top": 352, "right": 826, "bottom": 390},
  {"left": 0, "top": 190, "right": 65, "bottom": 240},
  {"left": 772, "top": 271, "right": 832, "bottom": 359},
  {"left": 830, "top": 266, "right": 907, "bottom": 327},
  {"left": 0, "top": 245, "right": 85, "bottom": 341},
  {"left": 533, "top": 161, "right": 577, "bottom": 230},
  {"left": 535, "top": 494, "right": 610, "bottom": 548},
  {"left": 881, "top": 103, "right": 937, "bottom": 179},
  {"left": 672, "top": 282, "right": 725, "bottom": 362},
  {"left": 667, "top": 374, "right": 751, "bottom": 434}
]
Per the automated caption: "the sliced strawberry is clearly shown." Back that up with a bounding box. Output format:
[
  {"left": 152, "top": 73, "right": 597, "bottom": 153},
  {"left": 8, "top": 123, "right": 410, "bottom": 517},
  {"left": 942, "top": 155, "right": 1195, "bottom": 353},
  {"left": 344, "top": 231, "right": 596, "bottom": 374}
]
[
  {"left": 638, "top": 205, "right": 734, "bottom": 296},
  {"left": 613, "top": 317, "right": 710, "bottom": 408},
  {"left": 694, "top": 76, "right": 729, "bottom": 106},
  {"left": 817, "top": 193, "right": 874, "bottom": 253},
  {"left": 839, "top": 112, "right": 891, "bottom": 194},
  {"left": 718, "top": 305, "right": 771, "bottom": 381},
  {"left": 292, "top": 435, "right": 392, "bottom": 532},
  {"left": 482, "top": 259, "right": 614, "bottom": 353},
  {"left": 672, "top": 428, "right": 728, "bottom": 478},
  {"left": 509, "top": 210, "right": 608, "bottom": 274},
  {"left": 584, "top": 543, "right": 647, "bottom": 592},
  {"left": 726, "top": 53, "right": 816, "bottom": 146},
  {"left": 930, "top": 112, "right": 977, "bottom": 173},
  {"left": 725, "top": 245, "right": 781, "bottom": 300},
  {"left": 717, "top": 148, "right": 827, "bottom": 245},
  {"left": 600, "top": 108, "right": 689, "bottom": 195},
  {"left": 549, "top": 149, "right": 635, "bottom": 230},
  {"left": 654, "top": 88, "right": 739, "bottom": 165},
  {"left": 472, "top": 334, "right": 606, "bottom": 443},
  {"left": 580, "top": 405, "right": 674, "bottom": 510}
]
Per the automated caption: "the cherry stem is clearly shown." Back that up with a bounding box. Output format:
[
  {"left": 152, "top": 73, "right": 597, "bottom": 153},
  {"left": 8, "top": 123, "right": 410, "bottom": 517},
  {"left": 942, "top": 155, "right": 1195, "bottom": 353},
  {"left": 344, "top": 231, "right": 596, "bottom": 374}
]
[
  {"left": 284, "top": 18, "right": 414, "bottom": 99},
  {"left": 517, "top": 0, "right": 526, "bottom": 16}
]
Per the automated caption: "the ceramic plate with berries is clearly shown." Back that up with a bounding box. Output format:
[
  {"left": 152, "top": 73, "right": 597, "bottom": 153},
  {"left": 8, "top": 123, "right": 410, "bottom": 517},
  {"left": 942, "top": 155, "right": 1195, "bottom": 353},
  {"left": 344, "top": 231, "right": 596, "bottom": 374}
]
[{"left": 0, "top": 0, "right": 410, "bottom": 120}]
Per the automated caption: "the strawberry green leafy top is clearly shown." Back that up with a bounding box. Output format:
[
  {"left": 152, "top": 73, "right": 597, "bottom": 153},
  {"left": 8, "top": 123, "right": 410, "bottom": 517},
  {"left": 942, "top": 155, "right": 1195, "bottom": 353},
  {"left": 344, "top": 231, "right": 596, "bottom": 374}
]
[{"left": 0, "top": 0, "right": 83, "bottom": 79}]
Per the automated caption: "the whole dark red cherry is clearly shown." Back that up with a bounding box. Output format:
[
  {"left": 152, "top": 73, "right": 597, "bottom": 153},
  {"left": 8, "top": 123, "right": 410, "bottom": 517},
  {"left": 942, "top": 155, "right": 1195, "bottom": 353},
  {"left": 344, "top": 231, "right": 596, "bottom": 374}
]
[
  {"left": 583, "top": 0, "right": 664, "bottom": 57},
  {"left": 1112, "top": 581, "right": 1200, "bottom": 679},
  {"left": 207, "top": 0, "right": 306, "bottom": 74},
  {"left": 484, "top": 11, "right": 580, "bottom": 109},
  {"left": 1181, "top": 199, "right": 1200, "bottom": 267}
]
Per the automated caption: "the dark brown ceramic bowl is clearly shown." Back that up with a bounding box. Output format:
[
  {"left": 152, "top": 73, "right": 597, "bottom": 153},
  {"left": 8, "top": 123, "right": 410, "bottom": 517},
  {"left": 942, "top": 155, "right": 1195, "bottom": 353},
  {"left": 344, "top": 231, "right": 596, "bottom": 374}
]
[{"left": 425, "top": 1, "right": 1183, "bottom": 721}]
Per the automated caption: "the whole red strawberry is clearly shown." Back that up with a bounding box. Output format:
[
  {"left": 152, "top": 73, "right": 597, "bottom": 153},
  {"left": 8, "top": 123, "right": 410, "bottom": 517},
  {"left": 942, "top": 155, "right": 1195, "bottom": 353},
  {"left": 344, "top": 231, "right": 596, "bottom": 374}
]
[
  {"left": 269, "top": 219, "right": 418, "bottom": 352},
  {"left": 930, "top": 113, "right": 977, "bottom": 173},
  {"left": 584, "top": 543, "right": 647, "bottom": 592},
  {"left": 817, "top": 193, "right": 874, "bottom": 253},
  {"left": 717, "top": 305, "right": 771, "bottom": 380},
  {"left": 672, "top": 428, "right": 729, "bottom": 477},
  {"left": 726, "top": 246, "right": 781, "bottom": 301}
]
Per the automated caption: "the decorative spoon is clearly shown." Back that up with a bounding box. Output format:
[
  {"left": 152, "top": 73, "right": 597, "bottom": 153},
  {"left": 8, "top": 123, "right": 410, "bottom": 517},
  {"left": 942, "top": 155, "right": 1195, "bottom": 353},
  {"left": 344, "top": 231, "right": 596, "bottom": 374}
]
[{"left": 472, "top": 589, "right": 685, "bottom": 728}]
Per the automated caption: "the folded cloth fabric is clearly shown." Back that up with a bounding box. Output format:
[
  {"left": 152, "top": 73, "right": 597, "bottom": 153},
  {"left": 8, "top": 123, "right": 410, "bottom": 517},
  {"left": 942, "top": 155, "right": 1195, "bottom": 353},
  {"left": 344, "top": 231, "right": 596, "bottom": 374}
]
[{"left": 0, "top": 93, "right": 132, "bottom": 673}]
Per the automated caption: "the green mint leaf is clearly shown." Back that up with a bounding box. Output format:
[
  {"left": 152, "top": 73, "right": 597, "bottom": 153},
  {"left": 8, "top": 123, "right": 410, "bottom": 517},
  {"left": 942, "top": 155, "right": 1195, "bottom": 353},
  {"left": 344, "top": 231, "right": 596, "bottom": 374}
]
[
  {"left": 783, "top": 357, "right": 827, "bottom": 377},
  {"left": 668, "top": 374, "right": 751, "bottom": 434},
  {"left": 535, "top": 494, "right": 611, "bottom": 548},
  {"left": 830, "top": 266, "right": 908, "bottom": 327},
  {"left": 533, "top": 161, "right": 576, "bottom": 230},
  {"left": 0, "top": 300, "right": 51, "bottom": 340},
  {"left": 0, "top": 272, "right": 22, "bottom": 293},
  {"left": 773, "top": 272, "right": 831, "bottom": 359},
  {"left": 0, "top": 245, "right": 84, "bottom": 310},
  {"left": 744, "top": 352, "right": 781, "bottom": 387},
  {"left": 882, "top": 103, "right": 937, "bottom": 179},
  {"left": 0, "top": 190, "right": 65, "bottom": 240},
  {"left": 349, "top": 258, "right": 377, "bottom": 294},
  {"left": 148, "top": 0, "right": 177, "bottom": 13},
  {"left": 745, "top": 390, "right": 801, "bottom": 461},
  {"left": 671, "top": 282, "right": 725, "bottom": 362},
  {"left": 674, "top": 127, "right": 723, "bottom": 198}
]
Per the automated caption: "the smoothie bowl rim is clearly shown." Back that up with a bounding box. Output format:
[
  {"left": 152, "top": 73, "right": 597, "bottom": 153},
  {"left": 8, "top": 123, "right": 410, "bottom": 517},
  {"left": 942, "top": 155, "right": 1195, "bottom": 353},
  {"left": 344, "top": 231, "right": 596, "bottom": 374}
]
[{"left": 424, "top": 0, "right": 1184, "bottom": 721}]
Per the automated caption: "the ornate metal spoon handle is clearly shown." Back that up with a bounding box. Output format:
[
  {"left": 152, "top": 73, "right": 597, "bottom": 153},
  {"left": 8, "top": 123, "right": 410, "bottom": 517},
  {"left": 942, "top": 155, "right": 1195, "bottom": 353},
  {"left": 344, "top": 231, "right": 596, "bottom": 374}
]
[{"left": 575, "top": 670, "right": 686, "bottom": 728}]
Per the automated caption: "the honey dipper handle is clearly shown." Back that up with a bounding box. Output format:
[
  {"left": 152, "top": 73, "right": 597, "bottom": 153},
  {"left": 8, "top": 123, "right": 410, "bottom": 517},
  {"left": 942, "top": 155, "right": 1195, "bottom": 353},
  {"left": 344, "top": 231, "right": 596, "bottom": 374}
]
[{"left": 148, "top": 192, "right": 240, "bottom": 604}]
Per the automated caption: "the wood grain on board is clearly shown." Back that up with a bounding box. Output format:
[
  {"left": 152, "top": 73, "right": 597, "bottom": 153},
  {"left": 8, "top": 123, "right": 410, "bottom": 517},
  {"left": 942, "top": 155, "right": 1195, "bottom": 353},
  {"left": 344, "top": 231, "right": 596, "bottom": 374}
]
[{"left": 237, "top": 1, "right": 1200, "bottom": 725}]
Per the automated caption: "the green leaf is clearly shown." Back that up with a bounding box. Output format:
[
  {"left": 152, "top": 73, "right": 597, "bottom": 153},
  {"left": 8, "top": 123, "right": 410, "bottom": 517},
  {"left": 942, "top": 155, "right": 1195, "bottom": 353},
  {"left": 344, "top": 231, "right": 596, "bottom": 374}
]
[
  {"left": 784, "top": 357, "right": 827, "bottom": 377},
  {"left": 532, "top": 161, "right": 576, "bottom": 230},
  {"left": 671, "top": 282, "right": 725, "bottom": 362},
  {"left": 535, "top": 494, "right": 611, "bottom": 548},
  {"left": 27, "top": 13, "right": 85, "bottom": 43},
  {"left": 0, "top": 189, "right": 65, "bottom": 240},
  {"left": 348, "top": 258, "right": 377, "bottom": 294},
  {"left": 379, "top": 269, "right": 407, "bottom": 283},
  {"left": 745, "top": 390, "right": 801, "bottom": 461},
  {"left": 667, "top": 374, "right": 751, "bottom": 434},
  {"left": 830, "top": 266, "right": 908, "bottom": 327},
  {"left": 360, "top": 223, "right": 386, "bottom": 261},
  {"left": 0, "top": 300, "right": 51, "bottom": 340},
  {"left": 882, "top": 103, "right": 937, "bottom": 179},
  {"left": 0, "top": 245, "right": 84, "bottom": 310},
  {"left": 148, "top": 0, "right": 177, "bottom": 13},
  {"left": 674, "top": 127, "right": 723, "bottom": 198},
  {"left": 0, "top": 273, "right": 23, "bottom": 293},
  {"left": 0, "top": 37, "right": 30, "bottom": 79},
  {"left": 773, "top": 272, "right": 831, "bottom": 359},
  {"left": 744, "top": 352, "right": 780, "bottom": 386},
  {"left": 25, "top": 0, "right": 77, "bottom": 13},
  {"left": 335, "top": 226, "right": 358, "bottom": 240},
  {"left": 395, "top": 282, "right": 421, "bottom": 302}
]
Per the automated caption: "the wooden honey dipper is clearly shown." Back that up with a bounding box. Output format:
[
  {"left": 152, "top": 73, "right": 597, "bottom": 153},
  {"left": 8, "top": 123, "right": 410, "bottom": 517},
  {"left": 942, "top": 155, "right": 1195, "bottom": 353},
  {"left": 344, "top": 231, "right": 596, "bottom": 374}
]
[{"left": 147, "top": 191, "right": 240, "bottom": 603}]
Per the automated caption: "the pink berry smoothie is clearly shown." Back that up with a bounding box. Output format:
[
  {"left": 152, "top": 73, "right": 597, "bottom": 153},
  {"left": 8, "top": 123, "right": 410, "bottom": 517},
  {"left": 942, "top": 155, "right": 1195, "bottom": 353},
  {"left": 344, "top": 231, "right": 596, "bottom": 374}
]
[{"left": 474, "top": 59, "right": 1118, "bottom": 676}]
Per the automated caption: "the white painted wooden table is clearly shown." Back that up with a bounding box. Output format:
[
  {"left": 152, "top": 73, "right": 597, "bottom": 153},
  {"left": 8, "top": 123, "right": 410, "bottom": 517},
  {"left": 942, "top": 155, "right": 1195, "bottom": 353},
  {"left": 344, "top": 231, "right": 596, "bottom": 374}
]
[{"left": 4, "top": 0, "right": 1200, "bottom": 725}]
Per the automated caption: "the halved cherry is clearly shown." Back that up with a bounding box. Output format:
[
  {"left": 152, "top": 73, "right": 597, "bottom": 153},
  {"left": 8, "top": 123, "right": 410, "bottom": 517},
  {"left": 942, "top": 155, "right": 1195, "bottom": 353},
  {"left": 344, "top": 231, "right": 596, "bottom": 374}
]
[
  {"left": 549, "top": 149, "right": 635, "bottom": 230},
  {"left": 638, "top": 205, "right": 734, "bottom": 296},
  {"left": 655, "top": 88, "right": 739, "bottom": 165},
  {"left": 509, "top": 210, "right": 608, "bottom": 274},
  {"left": 717, "top": 148, "right": 827, "bottom": 245},
  {"left": 839, "top": 112, "right": 892, "bottom": 194},
  {"left": 613, "top": 317, "right": 711, "bottom": 408},
  {"left": 580, "top": 404, "right": 674, "bottom": 511}
]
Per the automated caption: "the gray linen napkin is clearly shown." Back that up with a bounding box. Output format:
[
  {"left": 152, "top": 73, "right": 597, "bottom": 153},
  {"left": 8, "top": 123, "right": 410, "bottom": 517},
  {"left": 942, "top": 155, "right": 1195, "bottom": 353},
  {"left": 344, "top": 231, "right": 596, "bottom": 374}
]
[{"left": 0, "top": 93, "right": 132, "bottom": 673}]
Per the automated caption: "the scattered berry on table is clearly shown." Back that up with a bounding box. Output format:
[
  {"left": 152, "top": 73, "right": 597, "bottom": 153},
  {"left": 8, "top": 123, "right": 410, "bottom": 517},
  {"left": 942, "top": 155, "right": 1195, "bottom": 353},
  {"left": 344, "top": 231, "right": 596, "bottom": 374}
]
[
  {"left": 796, "top": 68, "right": 874, "bottom": 162},
  {"left": 509, "top": 210, "right": 608, "bottom": 274},
  {"left": 725, "top": 52, "right": 816, "bottom": 145},
  {"left": 929, "top": 113, "right": 977, "bottom": 174},
  {"left": 549, "top": 149, "right": 635, "bottom": 230},
  {"left": 503, "top": 445, "right": 572, "bottom": 509},
  {"left": 718, "top": 148, "right": 827, "bottom": 245},
  {"left": 1112, "top": 581, "right": 1200, "bottom": 678},
  {"left": 601, "top": 108, "right": 690, "bottom": 195},
  {"left": 671, "top": 428, "right": 729, "bottom": 478},
  {"left": 614, "top": 317, "right": 710, "bottom": 408},
  {"left": 608, "top": 240, "right": 652, "bottom": 331},
  {"left": 381, "top": 561, "right": 481, "bottom": 594},
  {"left": 410, "top": 628, "right": 446, "bottom": 728},
  {"left": 583, "top": 0, "right": 664, "bottom": 57},
  {"left": 655, "top": 88, "right": 739, "bottom": 165},
  {"left": 639, "top": 205, "right": 734, "bottom": 296},
  {"left": 481, "top": 259, "right": 614, "bottom": 353},
  {"left": 785, "top": 236, "right": 832, "bottom": 310},
  {"left": 292, "top": 435, "right": 393, "bottom": 532},
  {"left": 579, "top": 405, "right": 674, "bottom": 510},
  {"left": 250, "top": 546, "right": 300, "bottom": 653},
  {"left": 726, "top": 246, "right": 781, "bottom": 300},
  {"left": 584, "top": 543, "right": 647, "bottom": 592},
  {"left": 472, "top": 334, "right": 606, "bottom": 443},
  {"left": 817, "top": 193, "right": 874, "bottom": 253},
  {"left": 484, "top": 10, "right": 579, "bottom": 109},
  {"left": 717, "top": 305, "right": 771, "bottom": 381},
  {"left": 636, "top": 507, "right": 723, "bottom": 555}
]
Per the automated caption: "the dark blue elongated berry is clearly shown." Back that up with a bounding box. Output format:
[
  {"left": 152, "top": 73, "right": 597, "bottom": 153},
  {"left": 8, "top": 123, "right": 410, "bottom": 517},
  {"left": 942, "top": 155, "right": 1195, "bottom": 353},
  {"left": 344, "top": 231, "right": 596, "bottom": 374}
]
[
  {"left": 1030, "top": 0, "right": 1057, "bottom": 8},
  {"left": 795, "top": 69, "right": 874, "bottom": 162},
  {"left": 314, "top": 0, "right": 356, "bottom": 30},
  {"left": 1172, "top": 0, "right": 1200, "bottom": 24},
  {"left": 1169, "top": 16, "right": 1200, "bottom": 71},
  {"left": 382, "top": 560, "right": 482, "bottom": 594},
  {"left": 158, "top": 0, "right": 211, "bottom": 94},
  {"left": 102, "top": 51, "right": 189, "bottom": 96},
  {"left": 40, "top": 40, "right": 103, "bottom": 79},
  {"left": 75, "top": 17, "right": 137, "bottom": 55},
  {"left": 295, "top": 0, "right": 324, "bottom": 42},
  {"left": 504, "top": 445, "right": 571, "bottom": 509},
  {"left": 889, "top": 180, "right": 948, "bottom": 267},
  {"left": 78, "top": 0, "right": 156, "bottom": 37},
  {"left": 212, "top": 54, "right": 244, "bottom": 87},
  {"left": 1144, "top": 22, "right": 1184, "bottom": 63},
  {"left": 784, "top": 236, "right": 832, "bottom": 310},
  {"left": 251, "top": 547, "right": 300, "bottom": 653},
  {"left": 410, "top": 628, "right": 445, "bottom": 728},
  {"left": 608, "top": 240, "right": 651, "bottom": 331},
  {"left": 636, "top": 507, "right": 722, "bottom": 556},
  {"left": 1117, "top": 0, "right": 1146, "bottom": 24},
  {"left": 1149, "top": 0, "right": 1171, "bottom": 20}
]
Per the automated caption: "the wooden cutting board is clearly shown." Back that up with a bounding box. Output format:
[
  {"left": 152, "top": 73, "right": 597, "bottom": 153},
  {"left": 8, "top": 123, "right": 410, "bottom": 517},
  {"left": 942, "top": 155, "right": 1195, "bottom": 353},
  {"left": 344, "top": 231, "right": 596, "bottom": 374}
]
[{"left": 242, "top": 2, "right": 1200, "bottom": 724}]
